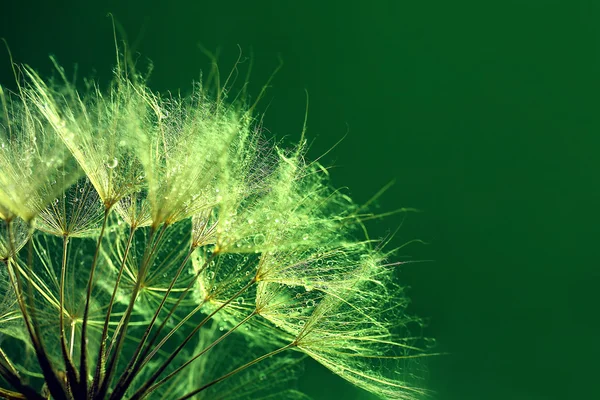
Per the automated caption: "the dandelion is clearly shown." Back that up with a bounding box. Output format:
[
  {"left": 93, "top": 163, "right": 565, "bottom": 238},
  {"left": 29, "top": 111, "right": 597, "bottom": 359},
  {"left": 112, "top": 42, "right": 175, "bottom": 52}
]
[{"left": 0, "top": 45, "right": 432, "bottom": 400}]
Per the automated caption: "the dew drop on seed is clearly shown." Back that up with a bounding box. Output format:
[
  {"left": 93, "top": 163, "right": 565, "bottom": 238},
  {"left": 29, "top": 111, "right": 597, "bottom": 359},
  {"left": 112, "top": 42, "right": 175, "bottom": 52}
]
[
  {"left": 106, "top": 158, "right": 118, "bottom": 169},
  {"left": 253, "top": 234, "right": 265, "bottom": 245}
]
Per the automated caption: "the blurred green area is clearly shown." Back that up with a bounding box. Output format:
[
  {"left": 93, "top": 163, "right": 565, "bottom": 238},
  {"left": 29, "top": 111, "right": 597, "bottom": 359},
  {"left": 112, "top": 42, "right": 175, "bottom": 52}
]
[{"left": 1, "top": 1, "right": 599, "bottom": 399}]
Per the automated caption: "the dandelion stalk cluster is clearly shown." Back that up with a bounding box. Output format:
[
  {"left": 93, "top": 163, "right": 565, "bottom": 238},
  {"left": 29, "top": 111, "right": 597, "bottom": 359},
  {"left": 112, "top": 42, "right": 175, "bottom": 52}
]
[{"left": 0, "top": 50, "right": 430, "bottom": 400}]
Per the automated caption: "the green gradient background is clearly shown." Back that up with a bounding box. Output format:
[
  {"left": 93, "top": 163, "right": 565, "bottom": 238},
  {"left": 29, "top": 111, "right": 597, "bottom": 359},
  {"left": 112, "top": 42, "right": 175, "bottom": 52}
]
[{"left": 1, "top": 1, "right": 598, "bottom": 399}]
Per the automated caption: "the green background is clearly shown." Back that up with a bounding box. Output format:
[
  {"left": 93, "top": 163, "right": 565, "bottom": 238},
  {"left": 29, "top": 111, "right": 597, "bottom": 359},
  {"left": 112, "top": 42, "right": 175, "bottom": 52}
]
[{"left": 1, "top": 1, "right": 598, "bottom": 399}]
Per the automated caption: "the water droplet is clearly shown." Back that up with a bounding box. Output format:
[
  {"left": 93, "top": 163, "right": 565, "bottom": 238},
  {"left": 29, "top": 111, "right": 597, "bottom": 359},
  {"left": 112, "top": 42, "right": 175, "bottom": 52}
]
[
  {"left": 207, "top": 271, "right": 215, "bottom": 279},
  {"left": 306, "top": 299, "right": 315, "bottom": 308},
  {"left": 54, "top": 198, "right": 59, "bottom": 205},
  {"left": 106, "top": 158, "right": 118, "bottom": 169},
  {"left": 236, "top": 297, "right": 245, "bottom": 305},
  {"left": 253, "top": 234, "right": 265, "bottom": 246}
]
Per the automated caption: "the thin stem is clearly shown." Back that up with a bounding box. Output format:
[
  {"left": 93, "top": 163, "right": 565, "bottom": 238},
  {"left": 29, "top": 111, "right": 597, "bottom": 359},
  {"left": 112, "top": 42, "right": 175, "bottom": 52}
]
[
  {"left": 59, "top": 235, "right": 79, "bottom": 394},
  {"left": 177, "top": 343, "right": 295, "bottom": 400},
  {"left": 136, "top": 252, "right": 217, "bottom": 364},
  {"left": 109, "top": 245, "right": 195, "bottom": 397},
  {"left": 0, "top": 387, "right": 26, "bottom": 400},
  {"left": 98, "top": 223, "right": 167, "bottom": 400},
  {"left": 0, "top": 360, "right": 40, "bottom": 400},
  {"left": 69, "top": 321, "right": 77, "bottom": 358},
  {"left": 126, "top": 279, "right": 256, "bottom": 400},
  {"left": 91, "top": 225, "right": 135, "bottom": 396},
  {"left": 78, "top": 207, "right": 111, "bottom": 398},
  {"left": 0, "top": 371, "right": 42, "bottom": 400},
  {"left": 4, "top": 220, "right": 67, "bottom": 400},
  {"left": 146, "top": 278, "right": 252, "bottom": 366},
  {"left": 209, "top": 354, "right": 308, "bottom": 400},
  {"left": 106, "top": 224, "right": 166, "bottom": 355},
  {"left": 0, "top": 346, "right": 18, "bottom": 377},
  {"left": 147, "top": 310, "right": 257, "bottom": 396}
]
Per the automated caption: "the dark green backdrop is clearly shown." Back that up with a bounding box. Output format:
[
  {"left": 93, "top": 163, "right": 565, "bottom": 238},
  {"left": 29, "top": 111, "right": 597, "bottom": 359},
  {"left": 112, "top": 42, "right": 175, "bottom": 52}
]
[{"left": 1, "top": 1, "right": 598, "bottom": 399}]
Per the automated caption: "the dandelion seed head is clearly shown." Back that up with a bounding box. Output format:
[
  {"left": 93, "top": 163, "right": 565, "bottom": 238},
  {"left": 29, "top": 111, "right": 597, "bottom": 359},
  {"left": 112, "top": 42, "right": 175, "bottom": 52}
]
[{"left": 0, "top": 49, "right": 431, "bottom": 400}]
